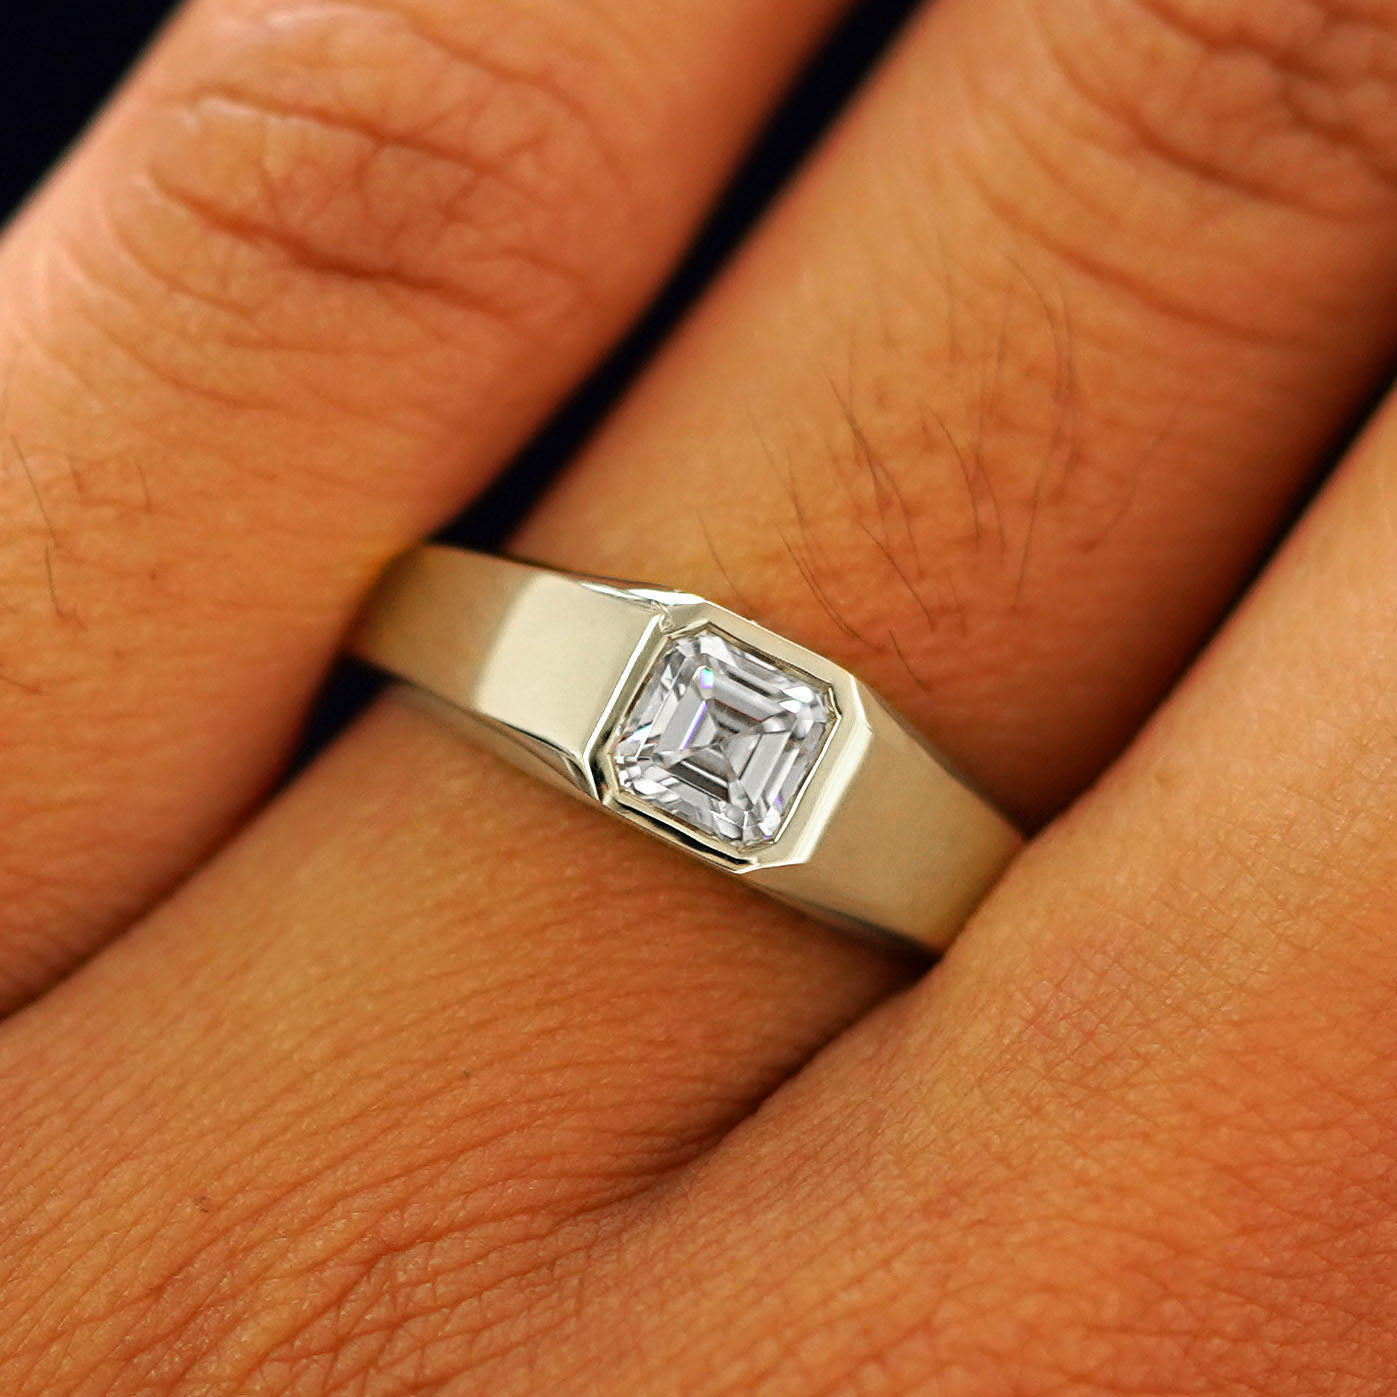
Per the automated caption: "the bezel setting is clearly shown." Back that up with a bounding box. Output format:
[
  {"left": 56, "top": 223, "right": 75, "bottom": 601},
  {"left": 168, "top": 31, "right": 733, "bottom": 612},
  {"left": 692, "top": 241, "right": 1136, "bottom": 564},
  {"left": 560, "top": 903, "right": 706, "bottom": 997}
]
[
  {"left": 606, "top": 626, "right": 836, "bottom": 851},
  {"left": 591, "top": 593, "right": 871, "bottom": 873},
  {"left": 350, "top": 546, "right": 1027, "bottom": 949}
]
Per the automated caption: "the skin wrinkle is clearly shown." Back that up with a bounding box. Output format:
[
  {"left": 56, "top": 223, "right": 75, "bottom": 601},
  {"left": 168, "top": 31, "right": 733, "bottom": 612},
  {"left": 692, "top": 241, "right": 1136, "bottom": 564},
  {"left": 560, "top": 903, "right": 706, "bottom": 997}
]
[
  {"left": 135, "top": 137, "right": 574, "bottom": 363},
  {"left": 236, "top": 0, "right": 653, "bottom": 193},
  {"left": 163, "top": 1156, "right": 636, "bottom": 1396},
  {"left": 965, "top": 13, "right": 1397, "bottom": 356},
  {"left": 2, "top": 1083, "right": 593, "bottom": 1393},
  {"left": 150, "top": 1166, "right": 554, "bottom": 1393},
  {"left": 129, "top": 3, "right": 641, "bottom": 338},
  {"left": 1117, "top": 0, "right": 1397, "bottom": 182},
  {"left": 276, "top": 1215, "right": 599, "bottom": 1395},
  {"left": 1045, "top": 0, "right": 1397, "bottom": 216},
  {"left": 47, "top": 221, "right": 297, "bottom": 418},
  {"left": 143, "top": 114, "right": 602, "bottom": 341}
]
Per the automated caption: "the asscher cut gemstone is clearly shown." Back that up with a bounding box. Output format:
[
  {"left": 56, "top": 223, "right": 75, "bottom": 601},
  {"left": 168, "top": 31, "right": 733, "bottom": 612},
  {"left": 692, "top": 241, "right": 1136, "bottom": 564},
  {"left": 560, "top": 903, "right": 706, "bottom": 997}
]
[{"left": 611, "top": 629, "right": 834, "bottom": 848}]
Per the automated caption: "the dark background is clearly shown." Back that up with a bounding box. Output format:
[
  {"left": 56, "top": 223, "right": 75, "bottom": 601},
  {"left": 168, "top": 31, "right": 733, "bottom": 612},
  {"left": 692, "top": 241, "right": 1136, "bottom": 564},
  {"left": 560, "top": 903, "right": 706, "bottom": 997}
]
[
  {"left": 0, "top": 0, "right": 922, "bottom": 748},
  {"left": 0, "top": 3, "right": 176, "bottom": 217}
]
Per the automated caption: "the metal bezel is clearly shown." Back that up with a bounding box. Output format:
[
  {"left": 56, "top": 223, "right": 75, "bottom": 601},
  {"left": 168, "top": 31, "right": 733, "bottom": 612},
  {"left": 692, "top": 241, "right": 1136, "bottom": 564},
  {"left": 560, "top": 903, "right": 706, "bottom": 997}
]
[
  {"left": 350, "top": 547, "right": 1026, "bottom": 950},
  {"left": 587, "top": 591, "right": 872, "bottom": 876}
]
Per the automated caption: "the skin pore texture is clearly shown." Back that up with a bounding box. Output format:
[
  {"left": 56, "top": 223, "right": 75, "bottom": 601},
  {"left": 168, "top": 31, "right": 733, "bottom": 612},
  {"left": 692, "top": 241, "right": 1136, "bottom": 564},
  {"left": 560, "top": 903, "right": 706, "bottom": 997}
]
[{"left": 3, "top": 0, "right": 1397, "bottom": 1392}]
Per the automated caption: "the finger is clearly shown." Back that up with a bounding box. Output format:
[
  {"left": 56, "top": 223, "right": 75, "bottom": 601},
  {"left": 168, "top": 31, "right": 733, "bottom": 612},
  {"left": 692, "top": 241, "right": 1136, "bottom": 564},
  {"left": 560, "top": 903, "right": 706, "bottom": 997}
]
[
  {"left": 479, "top": 342, "right": 1397, "bottom": 1397},
  {"left": 520, "top": 0, "right": 1397, "bottom": 822},
  {"left": 9, "top": 0, "right": 1397, "bottom": 1385},
  {"left": 0, "top": 0, "right": 847, "bottom": 1006}
]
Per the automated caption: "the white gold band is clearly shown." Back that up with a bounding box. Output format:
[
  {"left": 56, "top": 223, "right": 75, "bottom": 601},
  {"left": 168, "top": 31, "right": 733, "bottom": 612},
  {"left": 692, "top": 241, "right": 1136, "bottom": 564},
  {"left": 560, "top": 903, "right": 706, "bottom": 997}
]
[{"left": 349, "top": 546, "right": 1023, "bottom": 953}]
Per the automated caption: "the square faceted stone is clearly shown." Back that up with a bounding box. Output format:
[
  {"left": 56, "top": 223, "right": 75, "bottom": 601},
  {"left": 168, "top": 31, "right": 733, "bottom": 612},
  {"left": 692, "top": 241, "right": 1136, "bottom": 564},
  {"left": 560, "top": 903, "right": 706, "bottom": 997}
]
[{"left": 611, "top": 629, "right": 834, "bottom": 848}]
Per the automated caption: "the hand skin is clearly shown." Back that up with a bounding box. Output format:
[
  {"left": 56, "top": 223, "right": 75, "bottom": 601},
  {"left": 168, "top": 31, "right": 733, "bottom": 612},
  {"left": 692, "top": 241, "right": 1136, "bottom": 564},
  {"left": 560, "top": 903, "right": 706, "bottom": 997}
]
[{"left": 4, "top": 0, "right": 1397, "bottom": 1393}]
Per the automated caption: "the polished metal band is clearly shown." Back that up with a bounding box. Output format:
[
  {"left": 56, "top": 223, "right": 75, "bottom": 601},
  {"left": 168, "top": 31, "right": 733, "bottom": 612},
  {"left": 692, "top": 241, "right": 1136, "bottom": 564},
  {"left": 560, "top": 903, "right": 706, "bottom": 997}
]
[{"left": 350, "top": 546, "right": 1022, "bottom": 953}]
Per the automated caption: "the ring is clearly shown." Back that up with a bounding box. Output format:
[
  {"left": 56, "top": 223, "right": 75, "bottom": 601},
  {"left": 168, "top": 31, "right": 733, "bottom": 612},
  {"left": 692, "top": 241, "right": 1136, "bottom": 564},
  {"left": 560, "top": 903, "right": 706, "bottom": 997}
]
[{"left": 350, "top": 546, "right": 1023, "bottom": 953}]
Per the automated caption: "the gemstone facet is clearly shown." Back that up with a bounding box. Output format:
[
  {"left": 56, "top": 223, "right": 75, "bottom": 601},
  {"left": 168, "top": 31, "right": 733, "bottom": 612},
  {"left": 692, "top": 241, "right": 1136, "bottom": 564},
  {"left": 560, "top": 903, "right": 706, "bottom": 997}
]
[{"left": 610, "top": 629, "right": 834, "bottom": 848}]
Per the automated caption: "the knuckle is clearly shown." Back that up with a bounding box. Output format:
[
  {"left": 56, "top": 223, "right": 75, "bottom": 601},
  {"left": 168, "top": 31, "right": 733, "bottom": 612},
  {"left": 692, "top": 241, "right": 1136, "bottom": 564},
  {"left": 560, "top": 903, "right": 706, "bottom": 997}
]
[
  {"left": 1038, "top": 0, "right": 1397, "bottom": 217},
  {"left": 115, "top": 0, "right": 637, "bottom": 345}
]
